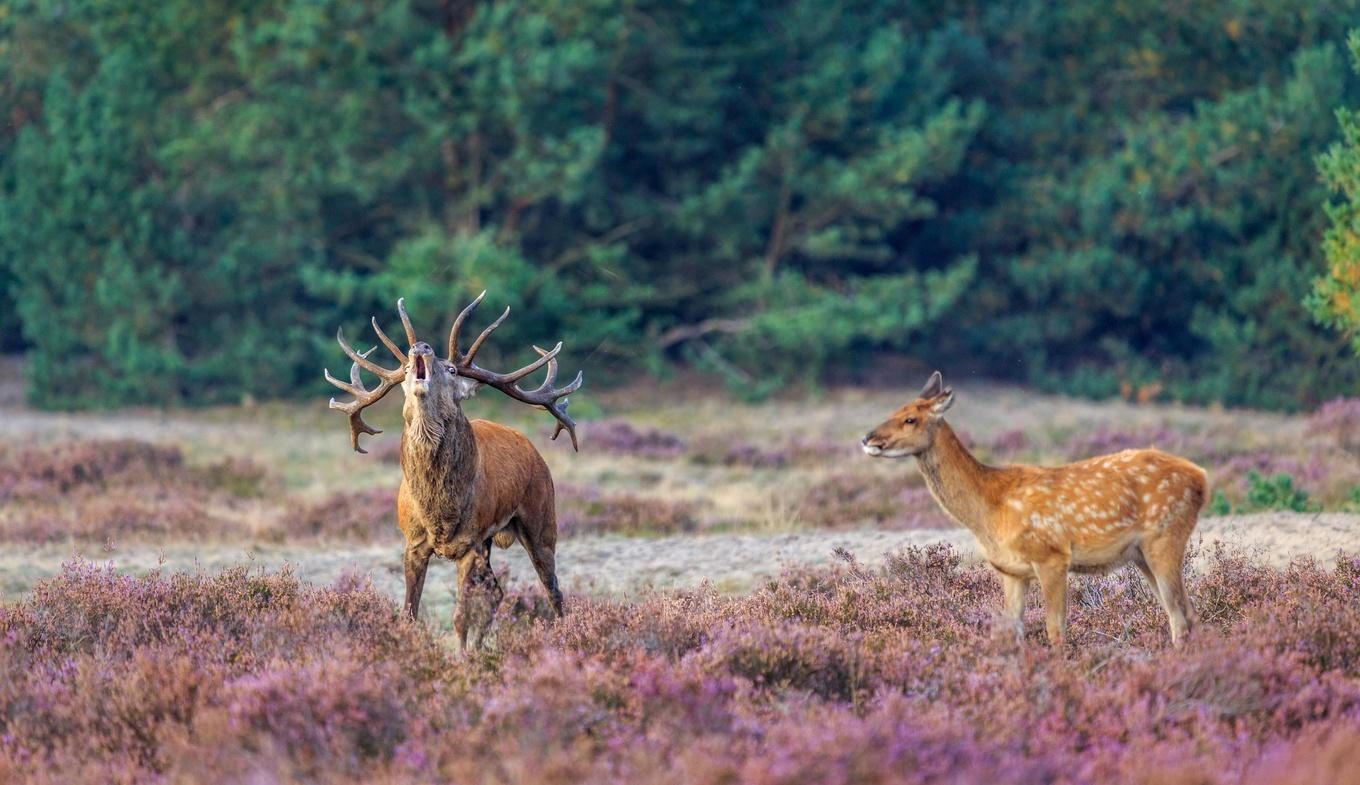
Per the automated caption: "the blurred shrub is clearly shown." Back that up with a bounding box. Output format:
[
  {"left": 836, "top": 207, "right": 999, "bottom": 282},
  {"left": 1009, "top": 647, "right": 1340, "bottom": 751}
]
[
  {"left": 284, "top": 488, "right": 398, "bottom": 542},
  {"left": 1309, "top": 32, "right": 1360, "bottom": 355},
  {"left": 1307, "top": 397, "right": 1360, "bottom": 455},
  {"left": 556, "top": 484, "right": 701, "bottom": 537},
  {"left": 1216, "top": 471, "right": 1321, "bottom": 514},
  {"left": 583, "top": 420, "right": 687, "bottom": 460},
  {"left": 0, "top": 439, "right": 270, "bottom": 543},
  {"left": 801, "top": 472, "right": 951, "bottom": 530}
]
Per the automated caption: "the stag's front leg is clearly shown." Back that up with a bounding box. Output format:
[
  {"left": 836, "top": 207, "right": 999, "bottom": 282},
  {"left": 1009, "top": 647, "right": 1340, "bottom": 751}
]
[
  {"left": 403, "top": 539, "right": 434, "bottom": 621},
  {"left": 453, "top": 542, "right": 503, "bottom": 652}
]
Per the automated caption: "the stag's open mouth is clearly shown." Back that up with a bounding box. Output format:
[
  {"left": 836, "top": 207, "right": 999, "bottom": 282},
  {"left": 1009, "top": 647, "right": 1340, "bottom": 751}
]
[{"left": 414, "top": 355, "right": 427, "bottom": 381}]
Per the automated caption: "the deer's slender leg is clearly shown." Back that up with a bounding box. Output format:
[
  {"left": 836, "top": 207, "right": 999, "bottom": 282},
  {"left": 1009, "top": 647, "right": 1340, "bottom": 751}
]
[
  {"left": 1132, "top": 550, "right": 1159, "bottom": 596},
  {"left": 1033, "top": 559, "right": 1070, "bottom": 647},
  {"left": 1140, "top": 536, "right": 1193, "bottom": 646},
  {"left": 403, "top": 539, "right": 434, "bottom": 621},
  {"left": 998, "top": 572, "right": 1028, "bottom": 642}
]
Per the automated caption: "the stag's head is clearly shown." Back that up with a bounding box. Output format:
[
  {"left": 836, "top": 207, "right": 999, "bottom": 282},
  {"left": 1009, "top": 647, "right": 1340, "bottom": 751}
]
[
  {"left": 861, "top": 371, "right": 955, "bottom": 458},
  {"left": 324, "top": 294, "right": 582, "bottom": 453}
]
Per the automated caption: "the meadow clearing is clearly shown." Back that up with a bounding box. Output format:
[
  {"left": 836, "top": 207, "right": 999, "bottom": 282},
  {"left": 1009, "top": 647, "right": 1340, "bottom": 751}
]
[{"left": 2, "top": 363, "right": 1360, "bottom": 782}]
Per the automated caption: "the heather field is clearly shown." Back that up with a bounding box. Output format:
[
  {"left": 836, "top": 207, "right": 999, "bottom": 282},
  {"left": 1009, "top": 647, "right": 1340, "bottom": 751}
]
[{"left": 3, "top": 371, "right": 1360, "bottom": 782}]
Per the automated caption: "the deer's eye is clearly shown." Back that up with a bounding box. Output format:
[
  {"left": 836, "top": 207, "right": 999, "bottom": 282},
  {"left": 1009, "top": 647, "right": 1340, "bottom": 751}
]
[{"left": 904, "top": 417, "right": 917, "bottom": 426}]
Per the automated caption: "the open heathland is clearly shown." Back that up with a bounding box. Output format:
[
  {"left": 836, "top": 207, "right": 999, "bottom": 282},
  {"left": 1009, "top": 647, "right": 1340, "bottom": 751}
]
[{"left": 2, "top": 378, "right": 1360, "bottom": 782}]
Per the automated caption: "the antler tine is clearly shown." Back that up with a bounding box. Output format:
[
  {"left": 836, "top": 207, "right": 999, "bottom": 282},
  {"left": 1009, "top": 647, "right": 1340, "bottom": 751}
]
[
  {"left": 446, "top": 294, "right": 584, "bottom": 451},
  {"left": 350, "top": 347, "right": 372, "bottom": 387},
  {"left": 371, "top": 317, "right": 407, "bottom": 364},
  {"left": 462, "top": 306, "right": 510, "bottom": 367},
  {"left": 447, "top": 290, "right": 487, "bottom": 362},
  {"left": 456, "top": 361, "right": 584, "bottom": 451},
  {"left": 528, "top": 345, "right": 558, "bottom": 392},
  {"left": 337, "top": 327, "right": 404, "bottom": 382},
  {"left": 328, "top": 394, "right": 390, "bottom": 454},
  {"left": 397, "top": 297, "right": 418, "bottom": 347},
  {"left": 325, "top": 364, "right": 402, "bottom": 453},
  {"left": 323, "top": 349, "right": 375, "bottom": 398},
  {"left": 326, "top": 311, "right": 409, "bottom": 453}
]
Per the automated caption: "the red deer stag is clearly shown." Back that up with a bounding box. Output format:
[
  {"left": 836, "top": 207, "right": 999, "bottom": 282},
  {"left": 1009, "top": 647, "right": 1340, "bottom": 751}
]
[
  {"left": 861, "top": 372, "right": 1206, "bottom": 646},
  {"left": 324, "top": 294, "right": 581, "bottom": 651}
]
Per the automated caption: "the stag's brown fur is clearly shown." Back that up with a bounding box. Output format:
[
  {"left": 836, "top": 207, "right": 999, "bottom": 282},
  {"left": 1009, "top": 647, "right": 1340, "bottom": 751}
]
[
  {"left": 326, "top": 297, "right": 579, "bottom": 652},
  {"left": 863, "top": 372, "right": 1206, "bottom": 647},
  {"left": 398, "top": 391, "right": 562, "bottom": 650}
]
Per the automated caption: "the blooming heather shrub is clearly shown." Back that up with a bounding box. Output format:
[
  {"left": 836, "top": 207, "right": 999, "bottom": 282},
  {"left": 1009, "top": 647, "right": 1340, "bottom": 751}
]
[
  {"left": 0, "top": 439, "right": 275, "bottom": 543},
  {"left": 688, "top": 434, "right": 860, "bottom": 470},
  {"left": 0, "top": 439, "right": 184, "bottom": 502},
  {"left": 582, "top": 419, "right": 687, "bottom": 459},
  {"left": 1308, "top": 397, "right": 1360, "bottom": 454},
  {"left": 5, "top": 550, "right": 1360, "bottom": 783},
  {"left": 555, "top": 483, "right": 702, "bottom": 537},
  {"left": 801, "top": 472, "right": 951, "bottom": 529},
  {"left": 687, "top": 435, "right": 792, "bottom": 469},
  {"left": 1063, "top": 425, "right": 1182, "bottom": 460},
  {"left": 3, "top": 486, "right": 220, "bottom": 544},
  {"left": 285, "top": 487, "right": 399, "bottom": 542},
  {"left": 0, "top": 564, "right": 454, "bottom": 782},
  {"left": 372, "top": 437, "right": 403, "bottom": 465},
  {"left": 988, "top": 428, "right": 1029, "bottom": 458},
  {"left": 1215, "top": 451, "right": 1331, "bottom": 496}
]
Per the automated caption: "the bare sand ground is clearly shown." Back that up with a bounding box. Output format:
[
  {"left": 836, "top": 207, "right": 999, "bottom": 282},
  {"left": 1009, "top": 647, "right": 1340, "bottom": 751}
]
[{"left": 3, "top": 512, "right": 1356, "bottom": 629}]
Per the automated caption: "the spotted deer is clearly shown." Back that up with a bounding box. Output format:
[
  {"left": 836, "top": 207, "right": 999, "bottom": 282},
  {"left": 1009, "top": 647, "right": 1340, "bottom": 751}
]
[
  {"left": 324, "top": 294, "right": 581, "bottom": 651},
  {"left": 861, "top": 372, "right": 1206, "bottom": 646}
]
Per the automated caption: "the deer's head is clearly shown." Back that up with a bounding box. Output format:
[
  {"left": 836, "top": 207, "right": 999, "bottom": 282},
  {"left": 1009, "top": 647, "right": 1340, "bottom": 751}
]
[
  {"left": 325, "top": 294, "right": 582, "bottom": 453},
  {"left": 861, "top": 371, "right": 955, "bottom": 458}
]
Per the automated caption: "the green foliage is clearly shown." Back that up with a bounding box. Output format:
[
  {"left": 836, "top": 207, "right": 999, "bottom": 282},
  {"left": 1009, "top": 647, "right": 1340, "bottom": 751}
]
[
  {"left": 1309, "top": 31, "right": 1360, "bottom": 353},
  {"left": 991, "top": 43, "right": 1360, "bottom": 409},
  {"left": 1208, "top": 490, "right": 1233, "bottom": 517},
  {"left": 1345, "top": 485, "right": 1360, "bottom": 513},
  {"left": 2, "top": 0, "right": 1360, "bottom": 408},
  {"left": 1224, "top": 471, "right": 1320, "bottom": 514}
]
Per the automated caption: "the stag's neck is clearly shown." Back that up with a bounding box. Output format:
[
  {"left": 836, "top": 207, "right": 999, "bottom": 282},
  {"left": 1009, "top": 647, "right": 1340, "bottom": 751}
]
[
  {"left": 916, "top": 422, "right": 1004, "bottom": 544},
  {"left": 401, "top": 403, "right": 479, "bottom": 512}
]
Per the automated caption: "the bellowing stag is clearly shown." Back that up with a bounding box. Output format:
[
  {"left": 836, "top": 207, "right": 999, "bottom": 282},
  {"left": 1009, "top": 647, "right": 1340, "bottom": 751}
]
[{"left": 324, "top": 294, "right": 580, "bottom": 650}]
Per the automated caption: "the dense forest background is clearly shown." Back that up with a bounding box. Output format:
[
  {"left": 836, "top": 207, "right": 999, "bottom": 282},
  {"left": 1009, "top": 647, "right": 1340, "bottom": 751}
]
[{"left": 3, "top": 0, "right": 1360, "bottom": 410}]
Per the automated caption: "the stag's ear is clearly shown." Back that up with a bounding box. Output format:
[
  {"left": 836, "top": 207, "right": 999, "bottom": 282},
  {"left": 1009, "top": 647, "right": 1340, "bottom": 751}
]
[
  {"left": 454, "top": 377, "right": 481, "bottom": 400},
  {"left": 919, "top": 371, "right": 944, "bottom": 400},
  {"left": 446, "top": 363, "right": 482, "bottom": 400},
  {"left": 930, "top": 388, "right": 955, "bottom": 416}
]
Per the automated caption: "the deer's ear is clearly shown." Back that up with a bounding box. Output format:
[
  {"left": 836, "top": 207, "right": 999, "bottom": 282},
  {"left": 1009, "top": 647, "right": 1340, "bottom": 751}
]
[
  {"left": 930, "top": 389, "right": 954, "bottom": 415},
  {"left": 454, "top": 377, "right": 481, "bottom": 400},
  {"left": 919, "top": 371, "right": 944, "bottom": 400},
  {"left": 446, "top": 363, "right": 481, "bottom": 400}
]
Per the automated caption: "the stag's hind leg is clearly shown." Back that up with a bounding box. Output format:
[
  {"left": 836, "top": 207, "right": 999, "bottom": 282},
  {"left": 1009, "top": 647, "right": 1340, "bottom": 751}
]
[
  {"left": 516, "top": 509, "right": 564, "bottom": 618},
  {"left": 453, "top": 540, "right": 503, "bottom": 652}
]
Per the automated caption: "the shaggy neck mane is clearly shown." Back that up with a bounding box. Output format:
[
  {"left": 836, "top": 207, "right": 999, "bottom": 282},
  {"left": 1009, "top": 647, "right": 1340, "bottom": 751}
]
[
  {"left": 915, "top": 422, "right": 1009, "bottom": 544},
  {"left": 406, "top": 402, "right": 448, "bottom": 447},
  {"left": 401, "top": 401, "right": 479, "bottom": 542}
]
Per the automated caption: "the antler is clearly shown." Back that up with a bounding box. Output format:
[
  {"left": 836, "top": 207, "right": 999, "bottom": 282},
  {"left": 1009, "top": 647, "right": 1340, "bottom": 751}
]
[
  {"left": 447, "top": 293, "right": 584, "bottom": 450},
  {"left": 324, "top": 301, "right": 411, "bottom": 453}
]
